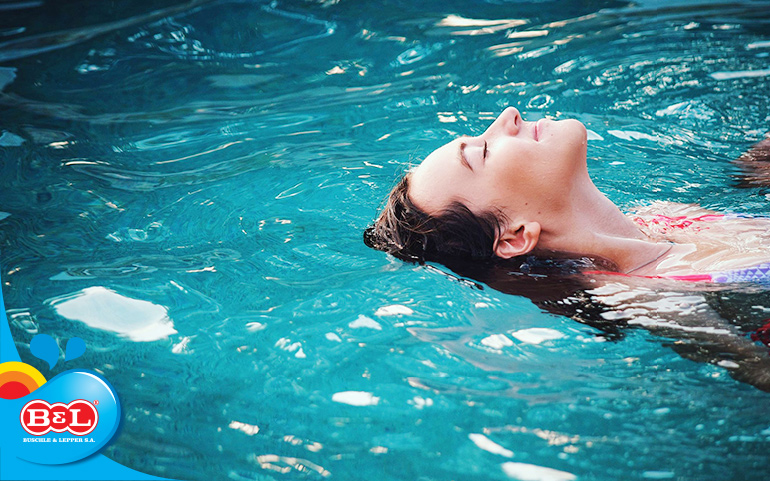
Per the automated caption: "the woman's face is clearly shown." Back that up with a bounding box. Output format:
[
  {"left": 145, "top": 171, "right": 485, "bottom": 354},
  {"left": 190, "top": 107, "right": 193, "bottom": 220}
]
[{"left": 409, "top": 107, "right": 588, "bottom": 226}]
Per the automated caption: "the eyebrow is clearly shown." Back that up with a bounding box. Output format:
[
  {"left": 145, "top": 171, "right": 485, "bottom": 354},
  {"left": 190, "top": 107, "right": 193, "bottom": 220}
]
[{"left": 457, "top": 138, "right": 473, "bottom": 172}]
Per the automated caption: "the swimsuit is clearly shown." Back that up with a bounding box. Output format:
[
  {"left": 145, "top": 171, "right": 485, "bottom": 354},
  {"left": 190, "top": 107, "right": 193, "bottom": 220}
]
[
  {"left": 583, "top": 212, "right": 770, "bottom": 284},
  {"left": 664, "top": 264, "right": 770, "bottom": 284},
  {"left": 584, "top": 266, "right": 770, "bottom": 284},
  {"left": 631, "top": 213, "right": 727, "bottom": 233},
  {"left": 596, "top": 212, "right": 770, "bottom": 348},
  {"left": 632, "top": 212, "right": 770, "bottom": 284}
]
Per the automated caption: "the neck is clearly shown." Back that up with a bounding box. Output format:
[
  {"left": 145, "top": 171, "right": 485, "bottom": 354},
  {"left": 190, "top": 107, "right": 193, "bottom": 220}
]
[{"left": 535, "top": 176, "right": 672, "bottom": 274}]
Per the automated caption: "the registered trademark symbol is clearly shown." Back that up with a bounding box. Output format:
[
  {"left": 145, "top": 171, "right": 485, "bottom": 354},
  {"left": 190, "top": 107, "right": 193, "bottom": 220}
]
[{"left": 93, "top": 400, "right": 99, "bottom": 405}]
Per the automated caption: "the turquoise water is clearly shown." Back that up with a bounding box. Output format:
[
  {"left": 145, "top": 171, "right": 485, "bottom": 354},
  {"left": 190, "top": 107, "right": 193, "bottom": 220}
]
[{"left": 2, "top": 0, "right": 770, "bottom": 479}]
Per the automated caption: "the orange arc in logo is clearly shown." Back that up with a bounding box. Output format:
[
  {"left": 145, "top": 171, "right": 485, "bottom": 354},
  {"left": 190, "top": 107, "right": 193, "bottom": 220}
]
[{"left": 0, "top": 362, "right": 47, "bottom": 400}]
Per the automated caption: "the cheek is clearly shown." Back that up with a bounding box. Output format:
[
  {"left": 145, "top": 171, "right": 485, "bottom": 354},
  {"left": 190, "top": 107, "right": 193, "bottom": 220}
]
[
  {"left": 485, "top": 149, "right": 569, "bottom": 212},
  {"left": 464, "top": 170, "right": 529, "bottom": 215},
  {"left": 489, "top": 143, "right": 543, "bottom": 185},
  {"left": 456, "top": 176, "right": 495, "bottom": 208}
]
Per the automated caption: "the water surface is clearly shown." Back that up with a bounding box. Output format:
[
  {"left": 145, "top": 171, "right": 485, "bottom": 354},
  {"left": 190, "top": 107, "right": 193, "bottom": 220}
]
[{"left": 2, "top": 0, "right": 770, "bottom": 480}]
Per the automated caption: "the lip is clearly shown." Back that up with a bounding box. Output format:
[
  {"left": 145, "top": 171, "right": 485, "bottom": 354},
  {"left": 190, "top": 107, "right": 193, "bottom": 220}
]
[{"left": 534, "top": 120, "right": 541, "bottom": 141}]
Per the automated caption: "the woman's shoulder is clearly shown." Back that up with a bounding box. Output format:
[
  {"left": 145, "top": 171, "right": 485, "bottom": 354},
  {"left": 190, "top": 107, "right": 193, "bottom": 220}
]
[
  {"left": 626, "top": 201, "right": 725, "bottom": 239},
  {"left": 628, "top": 200, "right": 720, "bottom": 218},
  {"left": 628, "top": 201, "right": 770, "bottom": 232},
  {"left": 625, "top": 201, "right": 770, "bottom": 275}
]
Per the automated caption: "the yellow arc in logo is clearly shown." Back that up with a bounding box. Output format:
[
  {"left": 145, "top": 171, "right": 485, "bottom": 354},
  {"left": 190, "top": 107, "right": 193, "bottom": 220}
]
[{"left": 0, "top": 361, "right": 47, "bottom": 400}]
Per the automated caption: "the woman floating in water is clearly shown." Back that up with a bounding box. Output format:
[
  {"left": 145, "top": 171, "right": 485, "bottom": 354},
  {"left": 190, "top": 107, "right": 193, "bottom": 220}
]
[
  {"left": 364, "top": 107, "right": 770, "bottom": 392},
  {"left": 365, "top": 107, "right": 770, "bottom": 282}
]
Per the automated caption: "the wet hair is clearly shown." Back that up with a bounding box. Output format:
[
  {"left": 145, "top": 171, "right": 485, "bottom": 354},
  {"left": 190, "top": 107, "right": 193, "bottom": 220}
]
[
  {"left": 363, "top": 173, "right": 626, "bottom": 340},
  {"left": 363, "top": 174, "right": 507, "bottom": 263}
]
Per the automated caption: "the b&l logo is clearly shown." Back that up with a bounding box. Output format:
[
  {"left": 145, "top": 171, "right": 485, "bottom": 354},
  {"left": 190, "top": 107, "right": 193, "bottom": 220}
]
[{"left": 20, "top": 399, "right": 99, "bottom": 436}]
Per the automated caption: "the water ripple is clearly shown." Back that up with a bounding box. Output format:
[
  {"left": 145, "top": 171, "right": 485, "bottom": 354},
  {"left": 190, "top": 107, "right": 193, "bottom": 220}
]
[{"left": 3, "top": 1, "right": 770, "bottom": 480}]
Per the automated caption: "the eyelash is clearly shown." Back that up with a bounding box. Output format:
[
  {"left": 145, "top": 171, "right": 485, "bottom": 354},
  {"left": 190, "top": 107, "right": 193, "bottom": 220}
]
[{"left": 482, "top": 140, "right": 488, "bottom": 159}]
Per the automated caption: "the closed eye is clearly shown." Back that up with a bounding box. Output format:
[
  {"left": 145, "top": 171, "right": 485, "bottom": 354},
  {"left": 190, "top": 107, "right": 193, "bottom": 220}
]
[
  {"left": 458, "top": 140, "right": 472, "bottom": 171},
  {"left": 457, "top": 137, "right": 486, "bottom": 171}
]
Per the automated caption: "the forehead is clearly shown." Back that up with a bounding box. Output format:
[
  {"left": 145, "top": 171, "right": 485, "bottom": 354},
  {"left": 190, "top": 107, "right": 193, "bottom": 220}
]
[
  {"left": 408, "top": 139, "right": 463, "bottom": 213},
  {"left": 418, "top": 138, "right": 459, "bottom": 170}
]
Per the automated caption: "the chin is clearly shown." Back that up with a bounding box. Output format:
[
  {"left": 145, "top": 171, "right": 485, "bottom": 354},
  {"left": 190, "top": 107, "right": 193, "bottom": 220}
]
[
  {"left": 564, "top": 118, "right": 587, "bottom": 138},
  {"left": 559, "top": 119, "right": 588, "bottom": 171},
  {"left": 548, "top": 119, "right": 587, "bottom": 155},
  {"left": 564, "top": 119, "right": 588, "bottom": 153}
]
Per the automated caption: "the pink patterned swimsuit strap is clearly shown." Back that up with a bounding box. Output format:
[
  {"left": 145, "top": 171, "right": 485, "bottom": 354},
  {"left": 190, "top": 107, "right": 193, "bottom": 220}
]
[
  {"left": 631, "top": 213, "right": 725, "bottom": 232},
  {"left": 584, "top": 263, "right": 770, "bottom": 284}
]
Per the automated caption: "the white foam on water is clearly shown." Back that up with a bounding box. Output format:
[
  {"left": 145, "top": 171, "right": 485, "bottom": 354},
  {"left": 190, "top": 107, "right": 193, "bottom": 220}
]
[
  {"left": 710, "top": 68, "right": 770, "bottom": 80},
  {"left": 747, "top": 40, "right": 770, "bottom": 49},
  {"left": 510, "top": 328, "right": 565, "bottom": 345},
  {"left": 586, "top": 129, "right": 604, "bottom": 141},
  {"left": 171, "top": 336, "right": 192, "bottom": 354},
  {"left": 410, "top": 396, "right": 433, "bottom": 409},
  {"left": 717, "top": 360, "right": 739, "bottom": 369},
  {"left": 331, "top": 391, "right": 379, "bottom": 406},
  {"left": 51, "top": 286, "right": 176, "bottom": 342},
  {"left": 349, "top": 315, "right": 382, "bottom": 330},
  {"left": 607, "top": 129, "right": 673, "bottom": 144},
  {"left": 501, "top": 462, "right": 576, "bottom": 481},
  {"left": 626, "top": 316, "right": 731, "bottom": 335},
  {"left": 246, "top": 321, "right": 266, "bottom": 332},
  {"left": 642, "top": 471, "right": 675, "bottom": 479},
  {"left": 325, "top": 332, "right": 342, "bottom": 342},
  {"left": 374, "top": 304, "right": 413, "bottom": 316},
  {"left": 275, "top": 338, "right": 304, "bottom": 354},
  {"left": 468, "top": 433, "right": 514, "bottom": 458},
  {"left": 229, "top": 420, "right": 259, "bottom": 436},
  {"left": 481, "top": 333, "right": 514, "bottom": 349}
]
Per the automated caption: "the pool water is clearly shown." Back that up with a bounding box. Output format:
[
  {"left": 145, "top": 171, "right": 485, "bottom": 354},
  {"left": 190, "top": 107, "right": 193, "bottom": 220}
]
[{"left": 2, "top": 0, "right": 770, "bottom": 479}]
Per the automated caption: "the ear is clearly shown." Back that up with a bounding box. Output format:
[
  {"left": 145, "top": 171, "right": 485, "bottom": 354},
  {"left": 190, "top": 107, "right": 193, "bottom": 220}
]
[{"left": 494, "top": 221, "right": 541, "bottom": 259}]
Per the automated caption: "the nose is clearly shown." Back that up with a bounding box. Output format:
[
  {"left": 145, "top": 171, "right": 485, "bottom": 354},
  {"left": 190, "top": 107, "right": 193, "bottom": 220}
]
[{"left": 486, "top": 107, "right": 520, "bottom": 137}]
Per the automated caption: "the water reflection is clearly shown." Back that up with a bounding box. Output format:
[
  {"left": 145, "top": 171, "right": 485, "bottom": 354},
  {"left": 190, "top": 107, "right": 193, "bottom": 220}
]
[
  {"left": 49, "top": 286, "right": 176, "bottom": 341},
  {"left": 1, "top": 0, "right": 769, "bottom": 480}
]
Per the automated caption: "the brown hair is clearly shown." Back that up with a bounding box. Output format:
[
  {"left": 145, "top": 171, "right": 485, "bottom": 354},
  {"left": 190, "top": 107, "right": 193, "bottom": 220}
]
[
  {"left": 363, "top": 174, "right": 508, "bottom": 263},
  {"left": 363, "top": 174, "right": 627, "bottom": 343}
]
